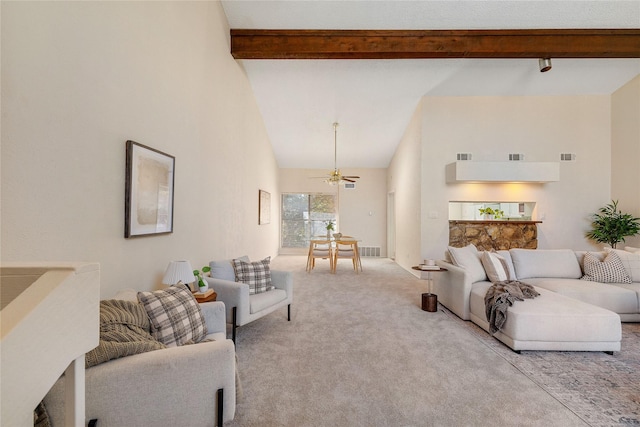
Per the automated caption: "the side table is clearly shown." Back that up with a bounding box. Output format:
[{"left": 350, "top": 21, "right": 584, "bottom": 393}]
[{"left": 412, "top": 266, "right": 447, "bottom": 312}]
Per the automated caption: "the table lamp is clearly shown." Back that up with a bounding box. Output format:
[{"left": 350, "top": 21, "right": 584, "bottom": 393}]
[{"left": 162, "top": 260, "right": 196, "bottom": 290}]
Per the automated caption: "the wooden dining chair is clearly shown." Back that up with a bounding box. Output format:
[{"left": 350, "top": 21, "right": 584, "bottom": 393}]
[
  {"left": 332, "top": 240, "right": 362, "bottom": 273},
  {"left": 306, "top": 240, "right": 333, "bottom": 272}
]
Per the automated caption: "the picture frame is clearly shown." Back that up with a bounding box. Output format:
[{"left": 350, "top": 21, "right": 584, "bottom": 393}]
[
  {"left": 259, "top": 190, "right": 271, "bottom": 225},
  {"left": 125, "top": 140, "right": 175, "bottom": 238}
]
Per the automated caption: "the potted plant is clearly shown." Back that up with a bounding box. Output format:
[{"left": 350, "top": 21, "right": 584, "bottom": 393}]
[
  {"left": 478, "top": 207, "right": 495, "bottom": 220},
  {"left": 192, "top": 266, "right": 211, "bottom": 293},
  {"left": 326, "top": 220, "right": 335, "bottom": 239},
  {"left": 586, "top": 200, "right": 640, "bottom": 248}
]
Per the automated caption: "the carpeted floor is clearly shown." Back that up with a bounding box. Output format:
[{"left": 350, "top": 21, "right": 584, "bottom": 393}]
[
  {"left": 225, "top": 256, "right": 639, "bottom": 427},
  {"left": 444, "top": 306, "right": 640, "bottom": 427}
]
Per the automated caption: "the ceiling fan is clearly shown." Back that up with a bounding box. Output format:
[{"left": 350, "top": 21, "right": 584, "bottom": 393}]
[{"left": 314, "top": 122, "right": 360, "bottom": 186}]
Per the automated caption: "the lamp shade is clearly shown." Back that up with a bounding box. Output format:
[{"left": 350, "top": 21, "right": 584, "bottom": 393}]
[{"left": 162, "top": 260, "right": 196, "bottom": 286}]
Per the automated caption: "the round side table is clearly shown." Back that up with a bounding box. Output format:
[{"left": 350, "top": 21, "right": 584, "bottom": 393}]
[{"left": 412, "top": 265, "right": 448, "bottom": 312}]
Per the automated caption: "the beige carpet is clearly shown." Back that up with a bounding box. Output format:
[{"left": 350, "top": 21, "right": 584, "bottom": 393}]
[{"left": 225, "top": 256, "right": 635, "bottom": 427}]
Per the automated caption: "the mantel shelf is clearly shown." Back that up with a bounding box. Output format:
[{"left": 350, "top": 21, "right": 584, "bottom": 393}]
[{"left": 446, "top": 161, "right": 560, "bottom": 183}]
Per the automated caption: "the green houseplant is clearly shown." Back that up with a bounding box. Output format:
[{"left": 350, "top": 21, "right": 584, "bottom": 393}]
[
  {"left": 586, "top": 200, "right": 640, "bottom": 248},
  {"left": 193, "top": 266, "right": 211, "bottom": 291},
  {"left": 478, "top": 207, "right": 504, "bottom": 219},
  {"left": 325, "top": 220, "right": 335, "bottom": 239}
]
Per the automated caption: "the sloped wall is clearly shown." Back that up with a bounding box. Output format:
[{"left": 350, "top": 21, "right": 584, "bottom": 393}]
[{"left": 1, "top": 2, "right": 279, "bottom": 297}]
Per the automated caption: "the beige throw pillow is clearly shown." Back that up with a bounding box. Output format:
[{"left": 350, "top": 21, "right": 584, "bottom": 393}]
[
  {"left": 447, "top": 244, "right": 487, "bottom": 283},
  {"left": 481, "top": 251, "right": 511, "bottom": 283}
]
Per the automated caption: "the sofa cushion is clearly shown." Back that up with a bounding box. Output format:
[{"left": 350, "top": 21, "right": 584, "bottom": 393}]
[
  {"left": 448, "top": 244, "right": 487, "bottom": 283},
  {"left": 605, "top": 248, "right": 640, "bottom": 282},
  {"left": 625, "top": 246, "right": 640, "bottom": 254},
  {"left": 232, "top": 256, "right": 274, "bottom": 295},
  {"left": 210, "top": 256, "right": 250, "bottom": 281},
  {"left": 137, "top": 286, "right": 208, "bottom": 347},
  {"left": 581, "top": 251, "right": 632, "bottom": 284},
  {"left": 250, "top": 289, "right": 287, "bottom": 314},
  {"left": 469, "top": 282, "right": 621, "bottom": 343},
  {"left": 480, "top": 251, "right": 511, "bottom": 282},
  {"left": 526, "top": 278, "right": 639, "bottom": 314},
  {"left": 510, "top": 249, "right": 582, "bottom": 279}
]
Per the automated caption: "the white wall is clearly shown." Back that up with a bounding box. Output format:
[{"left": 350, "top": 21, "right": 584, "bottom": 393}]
[
  {"left": 612, "top": 75, "right": 640, "bottom": 249},
  {"left": 419, "top": 95, "right": 612, "bottom": 260},
  {"left": 388, "top": 100, "right": 423, "bottom": 270},
  {"left": 279, "top": 168, "right": 387, "bottom": 255},
  {"left": 1, "top": 1, "right": 280, "bottom": 298}
]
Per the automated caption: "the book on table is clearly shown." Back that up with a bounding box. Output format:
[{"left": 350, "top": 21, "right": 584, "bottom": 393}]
[
  {"left": 419, "top": 265, "right": 440, "bottom": 270},
  {"left": 193, "top": 288, "right": 214, "bottom": 298}
]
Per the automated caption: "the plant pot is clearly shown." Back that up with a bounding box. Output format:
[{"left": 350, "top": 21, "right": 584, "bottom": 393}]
[{"left": 198, "top": 281, "right": 208, "bottom": 293}]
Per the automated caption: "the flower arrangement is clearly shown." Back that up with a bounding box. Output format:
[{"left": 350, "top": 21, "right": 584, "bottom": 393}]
[{"left": 326, "top": 220, "right": 335, "bottom": 231}]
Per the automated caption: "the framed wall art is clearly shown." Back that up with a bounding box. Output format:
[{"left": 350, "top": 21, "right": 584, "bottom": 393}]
[
  {"left": 125, "top": 140, "right": 175, "bottom": 238},
  {"left": 259, "top": 190, "right": 271, "bottom": 225}
]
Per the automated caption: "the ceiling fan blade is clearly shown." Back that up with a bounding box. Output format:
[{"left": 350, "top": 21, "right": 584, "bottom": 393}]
[
  {"left": 342, "top": 176, "right": 360, "bottom": 179},
  {"left": 343, "top": 178, "right": 356, "bottom": 182}
]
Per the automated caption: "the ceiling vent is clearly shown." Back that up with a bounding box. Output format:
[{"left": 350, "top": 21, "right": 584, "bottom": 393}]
[
  {"left": 457, "top": 153, "right": 472, "bottom": 161},
  {"left": 509, "top": 153, "right": 525, "bottom": 161},
  {"left": 560, "top": 153, "right": 576, "bottom": 161},
  {"left": 344, "top": 183, "right": 356, "bottom": 189}
]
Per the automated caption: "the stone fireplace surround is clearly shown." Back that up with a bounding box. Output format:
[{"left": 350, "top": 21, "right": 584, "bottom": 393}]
[{"left": 448, "top": 220, "right": 541, "bottom": 251}]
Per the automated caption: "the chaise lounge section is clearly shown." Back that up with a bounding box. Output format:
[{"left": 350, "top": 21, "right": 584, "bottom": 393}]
[{"left": 434, "top": 246, "right": 640, "bottom": 352}]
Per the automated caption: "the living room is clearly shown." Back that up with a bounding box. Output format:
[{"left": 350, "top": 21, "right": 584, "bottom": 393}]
[
  {"left": 2, "top": 1, "right": 640, "bottom": 425},
  {"left": 3, "top": 1, "right": 639, "bottom": 296}
]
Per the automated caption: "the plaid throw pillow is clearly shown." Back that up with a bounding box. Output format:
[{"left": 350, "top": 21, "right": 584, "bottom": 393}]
[
  {"left": 232, "top": 256, "right": 274, "bottom": 294},
  {"left": 137, "top": 286, "right": 207, "bottom": 347},
  {"left": 581, "top": 251, "right": 632, "bottom": 284}
]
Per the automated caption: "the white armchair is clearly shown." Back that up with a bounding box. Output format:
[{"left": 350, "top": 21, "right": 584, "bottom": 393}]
[
  {"left": 43, "top": 292, "right": 236, "bottom": 427},
  {"left": 205, "top": 259, "right": 293, "bottom": 342}
]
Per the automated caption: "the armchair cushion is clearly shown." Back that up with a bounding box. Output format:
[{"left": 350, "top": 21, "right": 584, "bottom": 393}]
[
  {"left": 210, "top": 255, "right": 249, "bottom": 281},
  {"left": 232, "top": 256, "right": 275, "bottom": 294},
  {"left": 250, "top": 289, "right": 287, "bottom": 314},
  {"left": 137, "top": 286, "right": 207, "bottom": 347}
]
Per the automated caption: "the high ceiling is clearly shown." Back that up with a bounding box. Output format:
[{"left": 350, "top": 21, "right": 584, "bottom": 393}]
[{"left": 221, "top": 1, "right": 640, "bottom": 169}]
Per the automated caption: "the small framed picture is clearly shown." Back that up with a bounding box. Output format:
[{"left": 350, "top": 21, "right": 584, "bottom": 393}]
[
  {"left": 125, "top": 140, "right": 175, "bottom": 238},
  {"left": 259, "top": 190, "right": 271, "bottom": 225}
]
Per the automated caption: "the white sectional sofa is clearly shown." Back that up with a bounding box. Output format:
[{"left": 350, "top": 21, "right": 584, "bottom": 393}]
[{"left": 434, "top": 246, "right": 640, "bottom": 353}]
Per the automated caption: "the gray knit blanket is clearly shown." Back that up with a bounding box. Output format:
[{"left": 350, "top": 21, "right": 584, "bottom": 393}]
[
  {"left": 85, "top": 299, "right": 166, "bottom": 368},
  {"left": 484, "top": 281, "right": 540, "bottom": 335}
]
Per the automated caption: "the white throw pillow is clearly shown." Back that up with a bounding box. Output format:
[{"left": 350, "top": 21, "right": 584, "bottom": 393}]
[
  {"left": 448, "top": 244, "right": 487, "bottom": 283},
  {"left": 481, "top": 251, "right": 511, "bottom": 282},
  {"left": 581, "top": 251, "right": 632, "bottom": 284},
  {"left": 605, "top": 248, "right": 640, "bottom": 282}
]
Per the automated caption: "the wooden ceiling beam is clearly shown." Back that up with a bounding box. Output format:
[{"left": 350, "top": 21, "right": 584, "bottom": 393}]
[{"left": 231, "top": 29, "right": 640, "bottom": 60}]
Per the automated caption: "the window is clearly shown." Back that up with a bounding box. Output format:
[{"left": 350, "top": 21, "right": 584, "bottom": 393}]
[{"left": 281, "top": 193, "right": 337, "bottom": 248}]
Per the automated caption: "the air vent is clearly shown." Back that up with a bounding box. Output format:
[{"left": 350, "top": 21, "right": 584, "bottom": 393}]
[
  {"left": 560, "top": 153, "right": 576, "bottom": 162},
  {"left": 359, "top": 246, "right": 381, "bottom": 257},
  {"left": 457, "top": 153, "right": 472, "bottom": 161},
  {"left": 344, "top": 183, "right": 356, "bottom": 189},
  {"left": 509, "top": 153, "right": 525, "bottom": 161}
]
